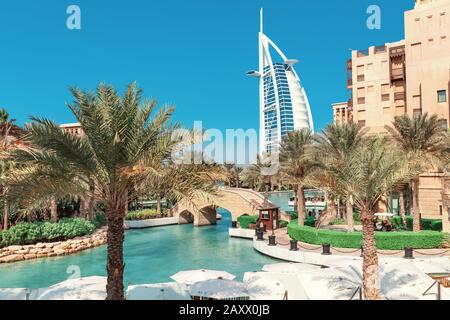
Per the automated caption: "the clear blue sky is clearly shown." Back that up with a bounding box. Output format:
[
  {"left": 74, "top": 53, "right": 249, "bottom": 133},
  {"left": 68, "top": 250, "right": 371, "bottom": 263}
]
[{"left": 0, "top": 0, "right": 413, "bottom": 133}]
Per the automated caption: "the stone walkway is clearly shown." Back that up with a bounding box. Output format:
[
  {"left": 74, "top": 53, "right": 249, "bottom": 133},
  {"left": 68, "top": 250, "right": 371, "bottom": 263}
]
[{"left": 267, "top": 228, "right": 450, "bottom": 259}]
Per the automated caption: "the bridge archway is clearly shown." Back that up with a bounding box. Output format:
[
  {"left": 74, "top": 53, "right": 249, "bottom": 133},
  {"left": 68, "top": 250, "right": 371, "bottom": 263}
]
[
  {"left": 172, "top": 188, "right": 284, "bottom": 227},
  {"left": 179, "top": 210, "right": 194, "bottom": 224}
]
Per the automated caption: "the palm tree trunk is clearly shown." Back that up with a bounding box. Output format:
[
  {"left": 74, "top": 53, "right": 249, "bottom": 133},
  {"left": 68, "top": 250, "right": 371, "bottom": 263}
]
[
  {"left": 399, "top": 189, "right": 406, "bottom": 226},
  {"left": 87, "top": 180, "right": 95, "bottom": 220},
  {"left": 297, "top": 186, "right": 305, "bottom": 226},
  {"left": 50, "top": 197, "right": 58, "bottom": 223},
  {"left": 346, "top": 196, "right": 354, "bottom": 232},
  {"left": 3, "top": 194, "right": 9, "bottom": 231},
  {"left": 328, "top": 199, "right": 337, "bottom": 218},
  {"left": 81, "top": 198, "right": 89, "bottom": 218},
  {"left": 105, "top": 206, "right": 125, "bottom": 300},
  {"left": 361, "top": 208, "right": 380, "bottom": 300},
  {"left": 411, "top": 178, "right": 421, "bottom": 232},
  {"left": 156, "top": 194, "right": 161, "bottom": 215}
]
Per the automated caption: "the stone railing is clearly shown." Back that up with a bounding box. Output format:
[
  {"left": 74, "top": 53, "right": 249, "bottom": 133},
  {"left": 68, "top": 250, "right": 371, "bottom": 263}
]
[{"left": 0, "top": 227, "right": 107, "bottom": 264}]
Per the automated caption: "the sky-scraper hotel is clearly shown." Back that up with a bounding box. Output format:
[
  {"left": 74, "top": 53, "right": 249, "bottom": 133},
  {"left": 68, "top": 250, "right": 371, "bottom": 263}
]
[{"left": 248, "top": 9, "right": 314, "bottom": 154}]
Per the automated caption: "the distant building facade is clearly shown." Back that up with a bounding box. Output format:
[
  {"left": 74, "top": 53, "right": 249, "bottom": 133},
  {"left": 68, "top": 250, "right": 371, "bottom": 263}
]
[
  {"left": 332, "top": 0, "right": 450, "bottom": 226},
  {"left": 60, "top": 123, "right": 83, "bottom": 137},
  {"left": 335, "top": 0, "right": 450, "bottom": 134}
]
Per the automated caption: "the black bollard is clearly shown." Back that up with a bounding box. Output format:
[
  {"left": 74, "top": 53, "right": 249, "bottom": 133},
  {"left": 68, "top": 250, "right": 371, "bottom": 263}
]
[
  {"left": 360, "top": 246, "right": 363, "bottom": 258},
  {"left": 268, "top": 235, "right": 276, "bottom": 246},
  {"left": 404, "top": 247, "right": 414, "bottom": 259},
  {"left": 231, "top": 221, "right": 237, "bottom": 229},
  {"left": 322, "top": 243, "right": 332, "bottom": 255},
  {"left": 256, "top": 230, "right": 264, "bottom": 241},
  {"left": 255, "top": 226, "right": 260, "bottom": 236},
  {"left": 290, "top": 240, "right": 298, "bottom": 251}
]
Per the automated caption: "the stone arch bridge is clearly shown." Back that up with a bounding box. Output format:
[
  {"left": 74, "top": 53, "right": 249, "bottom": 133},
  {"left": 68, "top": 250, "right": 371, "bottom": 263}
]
[{"left": 171, "top": 187, "right": 288, "bottom": 227}]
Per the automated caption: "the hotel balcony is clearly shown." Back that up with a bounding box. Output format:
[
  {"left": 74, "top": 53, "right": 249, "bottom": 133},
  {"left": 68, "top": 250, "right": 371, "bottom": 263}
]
[
  {"left": 389, "top": 45, "right": 406, "bottom": 82},
  {"left": 346, "top": 59, "right": 353, "bottom": 90},
  {"left": 394, "top": 92, "right": 406, "bottom": 101},
  {"left": 391, "top": 68, "right": 405, "bottom": 81},
  {"left": 348, "top": 98, "right": 353, "bottom": 111}
]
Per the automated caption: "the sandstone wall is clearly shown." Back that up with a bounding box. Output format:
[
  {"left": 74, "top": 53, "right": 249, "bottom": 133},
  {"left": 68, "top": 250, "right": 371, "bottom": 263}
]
[{"left": 0, "top": 227, "right": 107, "bottom": 264}]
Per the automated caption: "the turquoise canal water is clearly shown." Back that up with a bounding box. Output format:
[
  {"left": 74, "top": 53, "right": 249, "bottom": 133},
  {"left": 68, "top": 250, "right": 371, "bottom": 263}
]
[
  {"left": 268, "top": 191, "right": 294, "bottom": 212},
  {"left": 0, "top": 210, "right": 280, "bottom": 289}
]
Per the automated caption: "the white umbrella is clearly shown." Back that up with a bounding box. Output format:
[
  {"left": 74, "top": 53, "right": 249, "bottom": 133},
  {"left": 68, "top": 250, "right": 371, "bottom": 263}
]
[
  {"left": 126, "top": 282, "right": 191, "bottom": 300},
  {"left": 0, "top": 288, "right": 29, "bottom": 300},
  {"left": 29, "top": 276, "right": 106, "bottom": 300},
  {"left": 408, "top": 258, "right": 450, "bottom": 274},
  {"left": 170, "top": 269, "right": 235, "bottom": 285},
  {"left": 297, "top": 260, "right": 450, "bottom": 300},
  {"left": 244, "top": 272, "right": 308, "bottom": 300},
  {"left": 379, "top": 261, "right": 450, "bottom": 300},
  {"left": 262, "top": 263, "right": 321, "bottom": 274},
  {"left": 297, "top": 266, "right": 362, "bottom": 300},
  {"left": 188, "top": 279, "right": 248, "bottom": 300}
]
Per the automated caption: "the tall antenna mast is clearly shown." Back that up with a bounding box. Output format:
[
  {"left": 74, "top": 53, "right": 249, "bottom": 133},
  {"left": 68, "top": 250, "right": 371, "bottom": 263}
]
[{"left": 260, "top": 8, "right": 263, "bottom": 34}]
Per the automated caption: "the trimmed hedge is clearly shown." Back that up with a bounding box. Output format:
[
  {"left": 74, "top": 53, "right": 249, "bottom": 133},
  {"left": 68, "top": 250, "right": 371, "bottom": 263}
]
[
  {"left": 125, "top": 209, "right": 167, "bottom": 221},
  {"left": 0, "top": 218, "right": 96, "bottom": 248},
  {"left": 285, "top": 211, "right": 323, "bottom": 228},
  {"left": 288, "top": 211, "right": 442, "bottom": 231},
  {"left": 279, "top": 220, "right": 289, "bottom": 228},
  {"left": 390, "top": 216, "right": 443, "bottom": 231},
  {"left": 237, "top": 215, "right": 259, "bottom": 229},
  {"left": 287, "top": 220, "right": 444, "bottom": 250}
]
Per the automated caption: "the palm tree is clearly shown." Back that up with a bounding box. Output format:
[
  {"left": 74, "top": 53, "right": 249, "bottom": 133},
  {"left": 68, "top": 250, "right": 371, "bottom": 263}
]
[
  {"left": 242, "top": 154, "right": 279, "bottom": 196},
  {"left": 9, "top": 83, "right": 218, "bottom": 300},
  {"left": 242, "top": 163, "right": 264, "bottom": 191},
  {"left": 333, "top": 137, "right": 410, "bottom": 299},
  {"left": 313, "top": 123, "right": 367, "bottom": 231},
  {"left": 385, "top": 113, "right": 448, "bottom": 231},
  {"left": 279, "top": 129, "right": 315, "bottom": 226},
  {"left": 223, "top": 163, "right": 243, "bottom": 188},
  {"left": 138, "top": 153, "right": 224, "bottom": 216},
  {"left": 0, "top": 108, "right": 28, "bottom": 230}
]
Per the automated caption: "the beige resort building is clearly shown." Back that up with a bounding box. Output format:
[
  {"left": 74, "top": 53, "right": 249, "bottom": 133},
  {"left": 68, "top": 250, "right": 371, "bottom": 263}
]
[
  {"left": 60, "top": 123, "right": 84, "bottom": 137},
  {"left": 332, "top": 0, "right": 450, "bottom": 232}
]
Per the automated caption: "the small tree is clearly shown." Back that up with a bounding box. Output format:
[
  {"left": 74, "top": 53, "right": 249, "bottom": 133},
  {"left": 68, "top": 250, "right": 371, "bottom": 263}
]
[{"left": 333, "top": 137, "right": 411, "bottom": 299}]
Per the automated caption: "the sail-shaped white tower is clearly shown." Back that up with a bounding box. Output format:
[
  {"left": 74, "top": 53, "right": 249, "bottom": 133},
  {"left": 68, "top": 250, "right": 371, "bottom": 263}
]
[{"left": 247, "top": 9, "right": 314, "bottom": 154}]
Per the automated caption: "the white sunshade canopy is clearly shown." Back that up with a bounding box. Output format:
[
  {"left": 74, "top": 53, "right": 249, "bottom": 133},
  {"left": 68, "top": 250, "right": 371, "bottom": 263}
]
[
  {"left": 408, "top": 257, "right": 450, "bottom": 274},
  {"left": 297, "top": 260, "right": 450, "bottom": 300},
  {"left": 188, "top": 279, "right": 248, "bottom": 300},
  {"left": 126, "top": 282, "right": 191, "bottom": 300},
  {"left": 262, "top": 263, "right": 322, "bottom": 274},
  {"left": 244, "top": 272, "right": 308, "bottom": 300},
  {"left": 0, "top": 288, "right": 29, "bottom": 300},
  {"left": 170, "top": 269, "right": 236, "bottom": 285},
  {"left": 29, "top": 276, "right": 107, "bottom": 300}
]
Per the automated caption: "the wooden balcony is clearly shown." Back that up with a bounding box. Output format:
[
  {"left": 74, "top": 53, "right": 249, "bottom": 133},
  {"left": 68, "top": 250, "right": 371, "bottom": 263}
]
[
  {"left": 346, "top": 59, "right": 353, "bottom": 89},
  {"left": 390, "top": 45, "right": 406, "bottom": 83},
  {"left": 348, "top": 98, "right": 353, "bottom": 110},
  {"left": 390, "top": 45, "right": 405, "bottom": 58},
  {"left": 391, "top": 68, "right": 405, "bottom": 81},
  {"left": 394, "top": 92, "right": 406, "bottom": 101}
]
